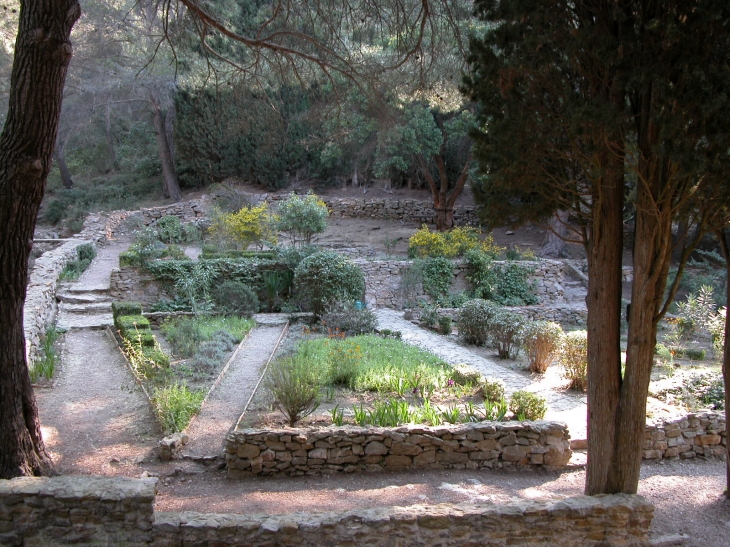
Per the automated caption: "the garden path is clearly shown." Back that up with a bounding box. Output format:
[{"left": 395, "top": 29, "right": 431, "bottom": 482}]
[
  {"left": 183, "top": 317, "right": 289, "bottom": 459},
  {"left": 374, "top": 308, "right": 588, "bottom": 441}
]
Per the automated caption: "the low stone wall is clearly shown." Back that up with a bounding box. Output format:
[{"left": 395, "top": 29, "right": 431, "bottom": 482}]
[
  {"left": 224, "top": 421, "right": 571, "bottom": 478},
  {"left": 138, "top": 198, "right": 209, "bottom": 225},
  {"left": 358, "top": 258, "right": 567, "bottom": 309},
  {"left": 24, "top": 214, "right": 109, "bottom": 367},
  {"left": 0, "top": 475, "right": 156, "bottom": 547},
  {"left": 235, "top": 191, "right": 481, "bottom": 226},
  {"left": 0, "top": 475, "right": 653, "bottom": 547},
  {"left": 643, "top": 411, "right": 726, "bottom": 460}
]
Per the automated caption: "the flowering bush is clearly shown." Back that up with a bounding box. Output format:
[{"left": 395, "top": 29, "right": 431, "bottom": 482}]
[
  {"left": 208, "top": 203, "right": 278, "bottom": 250},
  {"left": 408, "top": 225, "right": 502, "bottom": 258}
]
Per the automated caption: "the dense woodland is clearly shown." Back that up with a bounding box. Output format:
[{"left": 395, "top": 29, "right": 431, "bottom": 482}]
[{"left": 0, "top": 0, "right": 729, "bottom": 504}]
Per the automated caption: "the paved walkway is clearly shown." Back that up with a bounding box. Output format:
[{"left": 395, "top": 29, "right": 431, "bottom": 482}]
[
  {"left": 374, "top": 309, "right": 587, "bottom": 440},
  {"left": 183, "top": 319, "right": 289, "bottom": 458}
]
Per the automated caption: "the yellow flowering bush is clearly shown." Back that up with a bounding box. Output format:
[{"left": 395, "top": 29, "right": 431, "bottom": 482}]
[
  {"left": 408, "top": 225, "right": 503, "bottom": 258},
  {"left": 208, "top": 203, "right": 278, "bottom": 250}
]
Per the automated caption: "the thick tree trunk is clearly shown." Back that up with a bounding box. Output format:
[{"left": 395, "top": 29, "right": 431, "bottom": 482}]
[
  {"left": 717, "top": 230, "right": 730, "bottom": 497},
  {"left": 584, "top": 151, "right": 625, "bottom": 495},
  {"left": 53, "top": 146, "right": 73, "bottom": 189},
  {"left": 0, "top": 0, "right": 80, "bottom": 479},
  {"left": 540, "top": 210, "right": 569, "bottom": 257},
  {"left": 151, "top": 96, "right": 182, "bottom": 202},
  {"left": 419, "top": 153, "right": 469, "bottom": 232}
]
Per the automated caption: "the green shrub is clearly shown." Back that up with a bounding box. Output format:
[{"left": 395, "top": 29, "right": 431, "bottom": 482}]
[
  {"left": 560, "top": 330, "right": 588, "bottom": 391},
  {"left": 465, "top": 248, "right": 499, "bottom": 300},
  {"left": 420, "top": 257, "right": 454, "bottom": 299},
  {"left": 155, "top": 215, "right": 184, "bottom": 244},
  {"left": 192, "top": 331, "right": 238, "bottom": 373},
  {"left": 450, "top": 363, "right": 482, "bottom": 386},
  {"left": 119, "top": 251, "right": 140, "bottom": 267},
  {"left": 457, "top": 299, "right": 500, "bottom": 345},
  {"left": 509, "top": 391, "right": 547, "bottom": 421},
  {"left": 438, "top": 315, "right": 453, "bottom": 335},
  {"left": 522, "top": 320, "right": 563, "bottom": 373},
  {"left": 321, "top": 302, "right": 378, "bottom": 335},
  {"left": 161, "top": 317, "right": 205, "bottom": 358},
  {"left": 489, "top": 310, "right": 526, "bottom": 359},
  {"left": 491, "top": 262, "right": 538, "bottom": 306},
  {"left": 266, "top": 356, "right": 323, "bottom": 425},
  {"left": 294, "top": 251, "right": 365, "bottom": 316},
  {"left": 478, "top": 377, "right": 506, "bottom": 403},
  {"left": 212, "top": 280, "right": 259, "bottom": 317},
  {"left": 76, "top": 243, "right": 96, "bottom": 263},
  {"left": 327, "top": 339, "right": 363, "bottom": 387},
  {"left": 420, "top": 304, "right": 440, "bottom": 329},
  {"left": 59, "top": 243, "right": 97, "bottom": 280},
  {"left": 151, "top": 383, "right": 205, "bottom": 433},
  {"left": 276, "top": 192, "right": 329, "bottom": 248},
  {"left": 112, "top": 301, "right": 143, "bottom": 321},
  {"left": 115, "top": 314, "right": 151, "bottom": 337},
  {"left": 44, "top": 199, "right": 67, "bottom": 225},
  {"left": 685, "top": 348, "right": 706, "bottom": 360}
]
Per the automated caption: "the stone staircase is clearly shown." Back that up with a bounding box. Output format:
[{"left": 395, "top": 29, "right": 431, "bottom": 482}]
[{"left": 56, "top": 285, "right": 114, "bottom": 330}]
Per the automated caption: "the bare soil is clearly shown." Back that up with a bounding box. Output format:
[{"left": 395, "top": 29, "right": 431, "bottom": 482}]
[{"left": 32, "top": 185, "right": 730, "bottom": 546}]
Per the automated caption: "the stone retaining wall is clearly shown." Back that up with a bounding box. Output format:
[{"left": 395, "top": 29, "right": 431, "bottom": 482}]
[
  {"left": 109, "top": 266, "right": 174, "bottom": 306},
  {"left": 643, "top": 411, "right": 726, "bottom": 460},
  {"left": 24, "top": 214, "right": 109, "bottom": 367},
  {"left": 0, "top": 475, "right": 653, "bottom": 547},
  {"left": 359, "top": 258, "right": 567, "bottom": 309},
  {"left": 238, "top": 191, "right": 481, "bottom": 226},
  {"left": 224, "top": 421, "right": 572, "bottom": 478}
]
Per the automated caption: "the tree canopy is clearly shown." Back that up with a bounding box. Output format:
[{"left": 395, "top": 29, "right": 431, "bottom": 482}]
[{"left": 464, "top": 0, "right": 730, "bottom": 494}]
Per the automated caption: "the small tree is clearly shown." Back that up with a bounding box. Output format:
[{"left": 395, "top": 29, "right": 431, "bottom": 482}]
[{"left": 276, "top": 193, "right": 328, "bottom": 248}]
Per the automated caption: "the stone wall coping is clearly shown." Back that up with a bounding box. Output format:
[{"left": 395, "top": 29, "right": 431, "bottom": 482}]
[{"left": 0, "top": 475, "right": 158, "bottom": 501}]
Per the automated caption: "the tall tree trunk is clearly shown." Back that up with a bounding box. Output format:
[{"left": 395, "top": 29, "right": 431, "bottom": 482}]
[
  {"left": 717, "top": 229, "right": 730, "bottom": 497},
  {"left": 419, "top": 153, "right": 469, "bottom": 232},
  {"left": 584, "top": 148, "right": 625, "bottom": 495},
  {"left": 105, "top": 103, "right": 117, "bottom": 171},
  {"left": 151, "top": 95, "right": 181, "bottom": 202},
  {"left": 53, "top": 144, "right": 73, "bottom": 189},
  {"left": 539, "top": 210, "right": 569, "bottom": 257},
  {"left": 0, "top": 0, "right": 80, "bottom": 479}
]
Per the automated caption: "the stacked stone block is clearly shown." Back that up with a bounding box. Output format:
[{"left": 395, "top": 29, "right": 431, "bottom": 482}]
[
  {"left": 643, "top": 412, "right": 726, "bottom": 460},
  {"left": 224, "top": 421, "right": 572, "bottom": 478}
]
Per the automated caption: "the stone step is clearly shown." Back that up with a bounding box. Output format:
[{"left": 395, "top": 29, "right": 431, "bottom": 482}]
[
  {"left": 56, "top": 292, "right": 113, "bottom": 305},
  {"left": 62, "top": 285, "right": 111, "bottom": 294},
  {"left": 59, "top": 302, "right": 113, "bottom": 314},
  {"left": 57, "top": 313, "right": 114, "bottom": 330}
]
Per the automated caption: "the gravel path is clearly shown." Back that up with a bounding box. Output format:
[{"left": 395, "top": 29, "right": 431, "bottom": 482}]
[{"left": 184, "top": 322, "right": 288, "bottom": 458}]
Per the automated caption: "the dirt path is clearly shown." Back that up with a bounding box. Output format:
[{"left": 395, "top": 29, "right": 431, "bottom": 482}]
[{"left": 36, "top": 329, "right": 160, "bottom": 475}]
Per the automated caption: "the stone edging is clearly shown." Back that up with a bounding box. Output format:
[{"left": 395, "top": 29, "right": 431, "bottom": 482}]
[
  {"left": 224, "top": 421, "right": 572, "bottom": 478},
  {"left": 0, "top": 475, "right": 654, "bottom": 547}
]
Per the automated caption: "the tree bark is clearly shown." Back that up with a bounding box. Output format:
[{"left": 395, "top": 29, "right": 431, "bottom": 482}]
[
  {"left": 539, "top": 210, "right": 569, "bottom": 258},
  {"left": 419, "top": 153, "right": 469, "bottom": 232},
  {"left": 53, "top": 144, "right": 73, "bottom": 189},
  {"left": 717, "top": 229, "right": 730, "bottom": 497},
  {"left": 0, "top": 0, "right": 80, "bottom": 479},
  {"left": 584, "top": 147, "right": 625, "bottom": 495},
  {"left": 151, "top": 95, "right": 182, "bottom": 202}
]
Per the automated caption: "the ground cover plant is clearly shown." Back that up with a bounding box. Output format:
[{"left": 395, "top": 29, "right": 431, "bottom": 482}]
[
  {"left": 260, "top": 328, "right": 547, "bottom": 428},
  {"left": 59, "top": 243, "right": 96, "bottom": 281},
  {"left": 113, "top": 303, "right": 254, "bottom": 433}
]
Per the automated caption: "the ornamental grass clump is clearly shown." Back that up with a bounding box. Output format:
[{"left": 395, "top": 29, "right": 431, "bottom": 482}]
[
  {"left": 560, "top": 330, "right": 588, "bottom": 391},
  {"left": 266, "top": 356, "right": 323, "bottom": 426},
  {"left": 151, "top": 383, "right": 205, "bottom": 434},
  {"left": 523, "top": 320, "right": 563, "bottom": 373}
]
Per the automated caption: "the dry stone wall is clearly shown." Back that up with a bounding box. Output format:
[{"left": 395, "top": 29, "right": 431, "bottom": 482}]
[
  {"left": 224, "top": 421, "right": 572, "bottom": 478},
  {"left": 109, "top": 266, "right": 174, "bottom": 306},
  {"left": 643, "top": 411, "right": 726, "bottom": 460},
  {"left": 24, "top": 214, "right": 109, "bottom": 367},
  {"left": 0, "top": 475, "right": 653, "bottom": 547},
  {"left": 358, "top": 258, "right": 567, "bottom": 309}
]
